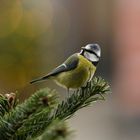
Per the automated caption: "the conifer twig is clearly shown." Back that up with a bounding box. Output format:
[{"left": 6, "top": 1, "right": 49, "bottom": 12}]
[
  {"left": 0, "top": 88, "right": 58, "bottom": 140},
  {"left": 0, "top": 93, "right": 17, "bottom": 117},
  {"left": 15, "top": 77, "right": 110, "bottom": 139},
  {"left": 0, "top": 76, "right": 110, "bottom": 140},
  {"left": 40, "top": 121, "right": 71, "bottom": 140}
]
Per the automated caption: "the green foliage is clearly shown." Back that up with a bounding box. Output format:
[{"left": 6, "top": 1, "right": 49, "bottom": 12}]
[
  {"left": 0, "top": 77, "right": 110, "bottom": 140},
  {"left": 40, "top": 121, "right": 71, "bottom": 140}
]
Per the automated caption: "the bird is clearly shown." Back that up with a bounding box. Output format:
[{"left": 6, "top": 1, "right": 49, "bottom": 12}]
[{"left": 30, "top": 44, "right": 101, "bottom": 92}]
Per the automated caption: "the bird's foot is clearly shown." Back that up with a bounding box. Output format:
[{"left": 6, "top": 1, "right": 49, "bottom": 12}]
[{"left": 81, "top": 82, "right": 90, "bottom": 90}]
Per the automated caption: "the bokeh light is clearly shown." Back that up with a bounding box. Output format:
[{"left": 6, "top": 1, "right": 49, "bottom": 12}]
[
  {"left": 0, "top": 0, "right": 22, "bottom": 38},
  {"left": 16, "top": 0, "right": 53, "bottom": 38}
]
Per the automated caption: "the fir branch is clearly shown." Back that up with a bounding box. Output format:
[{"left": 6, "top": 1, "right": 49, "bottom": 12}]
[
  {"left": 0, "top": 88, "right": 58, "bottom": 140},
  {"left": 16, "top": 77, "right": 110, "bottom": 139},
  {"left": 54, "top": 77, "right": 110, "bottom": 120},
  {"left": 0, "top": 93, "right": 17, "bottom": 117},
  {"left": 0, "top": 95, "right": 10, "bottom": 117},
  {"left": 17, "top": 120, "right": 71, "bottom": 140},
  {"left": 39, "top": 121, "right": 71, "bottom": 140}
]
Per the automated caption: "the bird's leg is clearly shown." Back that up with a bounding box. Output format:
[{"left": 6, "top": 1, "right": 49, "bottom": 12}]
[
  {"left": 77, "top": 88, "right": 81, "bottom": 93},
  {"left": 81, "top": 82, "right": 90, "bottom": 90},
  {"left": 86, "top": 82, "right": 90, "bottom": 88},
  {"left": 67, "top": 88, "right": 70, "bottom": 98}
]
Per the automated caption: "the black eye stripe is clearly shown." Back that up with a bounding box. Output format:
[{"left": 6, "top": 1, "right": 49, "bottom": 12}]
[{"left": 84, "top": 49, "right": 99, "bottom": 58}]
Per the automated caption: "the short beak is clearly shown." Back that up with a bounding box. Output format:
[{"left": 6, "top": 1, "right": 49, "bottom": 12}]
[{"left": 81, "top": 46, "right": 86, "bottom": 50}]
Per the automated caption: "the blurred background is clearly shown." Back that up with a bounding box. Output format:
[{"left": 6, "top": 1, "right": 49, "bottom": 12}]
[{"left": 1, "top": 0, "right": 140, "bottom": 139}]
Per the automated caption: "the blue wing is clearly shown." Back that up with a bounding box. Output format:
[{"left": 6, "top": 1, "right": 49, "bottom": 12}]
[{"left": 30, "top": 54, "right": 79, "bottom": 84}]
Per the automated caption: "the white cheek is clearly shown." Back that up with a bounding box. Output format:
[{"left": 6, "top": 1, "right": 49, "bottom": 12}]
[
  {"left": 84, "top": 52, "right": 99, "bottom": 62},
  {"left": 96, "top": 50, "right": 101, "bottom": 57}
]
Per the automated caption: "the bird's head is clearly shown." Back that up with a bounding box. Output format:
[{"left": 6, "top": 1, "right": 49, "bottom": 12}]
[{"left": 80, "top": 44, "right": 101, "bottom": 65}]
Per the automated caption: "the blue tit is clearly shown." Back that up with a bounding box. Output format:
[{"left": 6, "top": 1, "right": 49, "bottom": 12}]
[{"left": 30, "top": 44, "right": 101, "bottom": 90}]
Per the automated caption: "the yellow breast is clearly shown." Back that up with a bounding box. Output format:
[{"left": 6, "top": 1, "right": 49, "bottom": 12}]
[{"left": 55, "top": 54, "right": 96, "bottom": 89}]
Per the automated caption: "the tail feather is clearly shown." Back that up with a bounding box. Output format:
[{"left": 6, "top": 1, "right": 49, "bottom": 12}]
[
  {"left": 30, "top": 75, "right": 50, "bottom": 84},
  {"left": 30, "top": 78, "right": 42, "bottom": 84}
]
